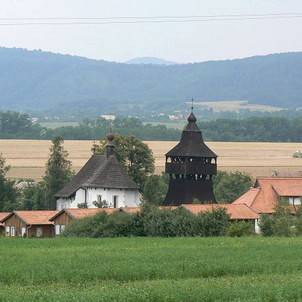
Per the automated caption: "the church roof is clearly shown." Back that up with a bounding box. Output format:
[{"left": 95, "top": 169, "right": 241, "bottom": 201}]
[
  {"left": 55, "top": 154, "right": 138, "bottom": 198},
  {"left": 166, "top": 112, "right": 217, "bottom": 158}
]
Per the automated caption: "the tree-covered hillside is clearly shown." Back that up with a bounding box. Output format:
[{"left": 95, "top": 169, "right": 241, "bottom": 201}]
[{"left": 0, "top": 47, "right": 302, "bottom": 115}]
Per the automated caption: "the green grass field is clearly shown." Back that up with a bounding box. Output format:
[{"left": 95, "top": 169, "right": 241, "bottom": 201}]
[{"left": 1, "top": 237, "right": 302, "bottom": 301}]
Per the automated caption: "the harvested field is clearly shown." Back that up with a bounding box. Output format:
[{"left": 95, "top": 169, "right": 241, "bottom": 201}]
[{"left": 0, "top": 140, "right": 301, "bottom": 180}]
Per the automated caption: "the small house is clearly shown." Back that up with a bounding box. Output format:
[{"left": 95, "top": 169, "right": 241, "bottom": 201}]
[
  {"left": 1, "top": 211, "right": 58, "bottom": 238},
  {"left": 50, "top": 208, "right": 119, "bottom": 235},
  {"left": 0, "top": 212, "right": 11, "bottom": 236}
]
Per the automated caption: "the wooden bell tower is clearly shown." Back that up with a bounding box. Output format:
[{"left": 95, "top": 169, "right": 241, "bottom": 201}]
[{"left": 163, "top": 104, "right": 217, "bottom": 205}]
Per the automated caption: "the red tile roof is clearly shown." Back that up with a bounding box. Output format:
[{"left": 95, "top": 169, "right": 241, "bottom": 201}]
[
  {"left": 67, "top": 208, "right": 118, "bottom": 219},
  {"left": 2, "top": 211, "right": 59, "bottom": 225},
  {"left": 50, "top": 208, "right": 119, "bottom": 221},
  {"left": 233, "top": 177, "right": 302, "bottom": 214},
  {"left": 0, "top": 212, "right": 11, "bottom": 226},
  {"left": 182, "top": 204, "right": 259, "bottom": 220}
]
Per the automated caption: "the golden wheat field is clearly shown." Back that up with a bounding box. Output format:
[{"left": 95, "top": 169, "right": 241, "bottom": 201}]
[{"left": 0, "top": 140, "right": 302, "bottom": 180}]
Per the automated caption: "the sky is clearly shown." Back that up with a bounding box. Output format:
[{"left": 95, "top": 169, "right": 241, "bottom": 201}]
[{"left": 0, "top": 0, "right": 302, "bottom": 63}]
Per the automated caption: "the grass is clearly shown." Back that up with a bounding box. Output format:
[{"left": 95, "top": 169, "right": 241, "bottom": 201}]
[
  {"left": 0, "top": 140, "right": 301, "bottom": 180},
  {"left": 1, "top": 237, "right": 302, "bottom": 301}
]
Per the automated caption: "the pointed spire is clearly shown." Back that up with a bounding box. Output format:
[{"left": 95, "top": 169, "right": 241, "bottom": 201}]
[
  {"left": 187, "top": 98, "right": 197, "bottom": 123},
  {"left": 106, "top": 124, "right": 115, "bottom": 158}
]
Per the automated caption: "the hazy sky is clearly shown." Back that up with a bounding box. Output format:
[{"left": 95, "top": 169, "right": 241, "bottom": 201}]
[{"left": 0, "top": 0, "right": 302, "bottom": 63}]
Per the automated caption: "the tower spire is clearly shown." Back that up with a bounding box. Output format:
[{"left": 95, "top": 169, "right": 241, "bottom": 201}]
[
  {"left": 106, "top": 123, "right": 115, "bottom": 158},
  {"left": 191, "top": 98, "right": 194, "bottom": 112}
]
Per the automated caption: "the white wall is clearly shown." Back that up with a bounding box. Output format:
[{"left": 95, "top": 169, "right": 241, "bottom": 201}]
[
  {"left": 57, "top": 187, "right": 140, "bottom": 210},
  {"left": 254, "top": 218, "right": 261, "bottom": 234}
]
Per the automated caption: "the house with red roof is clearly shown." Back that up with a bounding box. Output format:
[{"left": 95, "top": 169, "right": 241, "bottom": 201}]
[
  {"left": 0, "top": 212, "right": 11, "bottom": 236},
  {"left": 233, "top": 177, "right": 302, "bottom": 233},
  {"left": 1, "top": 211, "right": 58, "bottom": 238}
]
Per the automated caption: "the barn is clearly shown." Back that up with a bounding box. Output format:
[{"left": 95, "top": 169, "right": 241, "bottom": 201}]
[
  {"left": 1, "top": 211, "right": 58, "bottom": 238},
  {"left": 50, "top": 208, "right": 119, "bottom": 235}
]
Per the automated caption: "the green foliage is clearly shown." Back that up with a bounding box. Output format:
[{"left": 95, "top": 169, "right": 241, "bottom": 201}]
[
  {"left": 95, "top": 135, "right": 155, "bottom": 190},
  {"left": 196, "top": 208, "right": 230, "bottom": 236},
  {"left": 4, "top": 110, "right": 302, "bottom": 143},
  {"left": 259, "top": 215, "right": 274, "bottom": 236},
  {"left": 0, "top": 111, "right": 44, "bottom": 139},
  {"left": 227, "top": 221, "right": 254, "bottom": 237},
  {"left": 214, "top": 171, "right": 253, "bottom": 203},
  {"left": 142, "top": 174, "right": 168, "bottom": 205},
  {"left": 199, "top": 116, "right": 302, "bottom": 142},
  {"left": 43, "top": 137, "right": 73, "bottom": 209},
  {"left": 63, "top": 212, "right": 108, "bottom": 238},
  {"left": 0, "top": 154, "right": 18, "bottom": 211},
  {"left": 259, "top": 206, "right": 296, "bottom": 237},
  {"left": 63, "top": 206, "right": 230, "bottom": 238},
  {"left": 18, "top": 182, "right": 48, "bottom": 210}
]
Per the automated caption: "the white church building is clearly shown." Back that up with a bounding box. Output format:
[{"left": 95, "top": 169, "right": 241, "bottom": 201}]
[{"left": 55, "top": 134, "right": 140, "bottom": 210}]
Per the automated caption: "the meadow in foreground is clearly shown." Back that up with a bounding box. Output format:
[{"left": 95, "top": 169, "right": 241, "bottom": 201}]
[{"left": 1, "top": 237, "right": 302, "bottom": 301}]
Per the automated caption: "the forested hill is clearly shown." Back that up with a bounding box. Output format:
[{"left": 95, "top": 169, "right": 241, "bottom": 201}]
[{"left": 0, "top": 47, "right": 302, "bottom": 115}]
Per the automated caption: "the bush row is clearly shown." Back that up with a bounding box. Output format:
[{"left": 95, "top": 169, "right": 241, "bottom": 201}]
[{"left": 63, "top": 205, "right": 254, "bottom": 238}]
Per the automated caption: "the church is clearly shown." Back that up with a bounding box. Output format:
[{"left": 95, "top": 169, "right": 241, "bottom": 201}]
[{"left": 55, "top": 133, "right": 140, "bottom": 210}]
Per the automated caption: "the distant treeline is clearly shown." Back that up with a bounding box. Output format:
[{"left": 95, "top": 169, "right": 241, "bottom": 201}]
[
  {"left": 200, "top": 117, "right": 302, "bottom": 142},
  {"left": 0, "top": 111, "right": 180, "bottom": 140},
  {"left": 1, "top": 111, "right": 302, "bottom": 142}
]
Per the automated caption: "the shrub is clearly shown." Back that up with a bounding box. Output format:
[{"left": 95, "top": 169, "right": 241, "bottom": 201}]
[
  {"left": 259, "top": 207, "right": 296, "bottom": 237},
  {"left": 63, "top": 206, "right": 231, "bottom": 238},
  {"left": 195, "top": 208, "right": 230, "bottom": 237},
  {"left": 259, "top": 214, "right": 274, "bottom": 236},
  {"left": 227, "top": 221, "right": 254, "bottom": 237},
  {"left": 102, "top": 211, "right": 136, "bottom": 237},
  {"left": 63, "top": 212, "right": 108, "bottom": 237}
]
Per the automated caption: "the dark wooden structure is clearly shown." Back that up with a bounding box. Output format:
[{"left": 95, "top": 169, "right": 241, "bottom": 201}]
[{"left": 163, "top": 111, "right": 217, "bottom": 205}]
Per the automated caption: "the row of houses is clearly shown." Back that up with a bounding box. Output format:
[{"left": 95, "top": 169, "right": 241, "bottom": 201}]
[
  {"left": 1, "top": 176, "right": 302, "bottom": 237},
  {"left": 0, "top": 203, "right": 259, "bottom": 238}
]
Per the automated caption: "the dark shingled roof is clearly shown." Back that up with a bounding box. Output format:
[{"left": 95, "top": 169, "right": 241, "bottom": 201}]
[
  {"left": 55, "top": 154, "right": 138, "bottom": 198},
  {"left": 166, "top": 112, "right": 217, "bottom": 158}
]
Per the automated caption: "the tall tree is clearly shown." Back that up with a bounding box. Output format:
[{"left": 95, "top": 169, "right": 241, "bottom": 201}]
[
  {"left": 214, "top": 171, "right": 253, "bottom": 203},
  {"left": 94, "top": 135, "right": 155, "bottom": 190},
  {"left": 44, "top": 137, "right": 73, "bottom": 209},
  {"left": 143, "top": 174, "right": 168, "bottom": 205},
  {"left": 0, "top": 154, "right": 19, "bottom": 211}
]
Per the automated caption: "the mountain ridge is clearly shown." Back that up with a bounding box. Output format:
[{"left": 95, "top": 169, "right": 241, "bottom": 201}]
[{"left": 0, "top": 47, "right": 301, "bottom": 116}]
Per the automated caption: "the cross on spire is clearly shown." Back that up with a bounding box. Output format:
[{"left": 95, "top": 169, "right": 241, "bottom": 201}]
[{"left": 191, "top": 98, "right": 194, "bottom": 112}]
